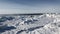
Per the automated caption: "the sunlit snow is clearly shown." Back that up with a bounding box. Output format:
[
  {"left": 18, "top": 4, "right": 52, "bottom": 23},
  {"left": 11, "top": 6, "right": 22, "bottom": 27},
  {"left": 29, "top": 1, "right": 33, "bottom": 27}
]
[{"left": 0, "top": 13, "right": 60, "bottom": 34}]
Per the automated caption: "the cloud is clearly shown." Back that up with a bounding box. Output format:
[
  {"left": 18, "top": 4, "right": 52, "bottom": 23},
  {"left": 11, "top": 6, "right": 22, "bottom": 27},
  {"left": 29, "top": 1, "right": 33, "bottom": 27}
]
[
  {"left": 0, "top": 0, "right": 60, "bottom": 14},
  {"left": 0, "top": 6, "right": 60, "bottom": 14}
]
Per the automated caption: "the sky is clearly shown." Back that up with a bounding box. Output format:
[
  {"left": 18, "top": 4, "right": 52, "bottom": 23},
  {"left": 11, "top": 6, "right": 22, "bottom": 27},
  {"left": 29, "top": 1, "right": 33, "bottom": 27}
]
[{"left": 0, "top": 0, "right": 60, "bottom": 14}]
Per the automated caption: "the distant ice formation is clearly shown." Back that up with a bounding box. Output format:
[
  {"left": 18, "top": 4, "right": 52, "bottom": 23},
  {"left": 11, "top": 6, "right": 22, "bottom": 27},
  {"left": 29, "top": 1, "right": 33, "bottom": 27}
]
[{"left": 0, "top": 13, "right": 60, "bottom": 34}]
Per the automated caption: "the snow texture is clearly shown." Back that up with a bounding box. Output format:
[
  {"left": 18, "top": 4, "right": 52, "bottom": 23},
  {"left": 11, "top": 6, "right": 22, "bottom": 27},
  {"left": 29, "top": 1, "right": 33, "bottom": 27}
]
[{"left": 0, "top": 13, "right": 60, "bottom": 34}]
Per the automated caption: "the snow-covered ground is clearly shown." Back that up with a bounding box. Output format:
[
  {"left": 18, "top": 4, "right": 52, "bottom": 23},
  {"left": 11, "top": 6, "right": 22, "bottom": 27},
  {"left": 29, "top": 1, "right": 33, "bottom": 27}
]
[{"left": 0, "top": 13, "right": 60, "bottom": 34}]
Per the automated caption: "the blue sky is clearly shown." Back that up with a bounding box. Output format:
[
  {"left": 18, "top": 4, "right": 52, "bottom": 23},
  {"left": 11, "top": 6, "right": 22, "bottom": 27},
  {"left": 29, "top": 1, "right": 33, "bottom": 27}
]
[{"left": 0, "top": 0, "right": 60, "bottom": 14}]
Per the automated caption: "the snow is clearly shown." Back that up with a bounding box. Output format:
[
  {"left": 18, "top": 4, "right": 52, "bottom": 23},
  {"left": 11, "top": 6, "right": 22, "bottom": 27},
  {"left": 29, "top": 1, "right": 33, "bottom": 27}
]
[{"left": 0, "top": 13, "right": 60, "bottom": 34}]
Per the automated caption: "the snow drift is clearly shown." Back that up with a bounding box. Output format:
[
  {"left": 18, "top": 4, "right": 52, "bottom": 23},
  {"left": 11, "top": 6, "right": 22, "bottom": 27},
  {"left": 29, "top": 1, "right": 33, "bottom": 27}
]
[{"left": 0, "top": 13, "right": 60, "bottom": 34}]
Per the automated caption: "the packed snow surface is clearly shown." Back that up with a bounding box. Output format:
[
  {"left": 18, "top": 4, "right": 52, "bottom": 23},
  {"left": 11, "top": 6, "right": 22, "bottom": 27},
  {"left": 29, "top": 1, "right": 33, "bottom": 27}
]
[{"left": 0, "top": 14, "right": 60, "bottom": 34}]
